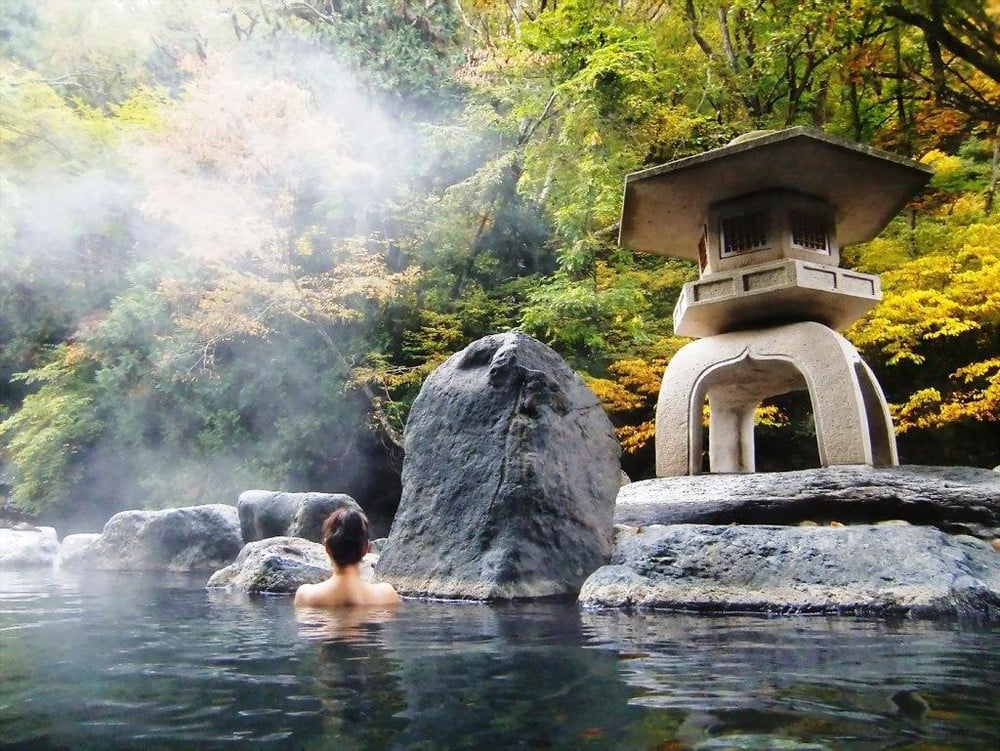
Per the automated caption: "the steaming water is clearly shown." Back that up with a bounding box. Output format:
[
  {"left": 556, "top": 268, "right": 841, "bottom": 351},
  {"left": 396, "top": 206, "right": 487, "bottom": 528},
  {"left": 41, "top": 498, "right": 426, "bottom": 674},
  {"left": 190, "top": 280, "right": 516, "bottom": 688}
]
[{"left": 1, "top": 570, "right": 998, "bottom": 750}]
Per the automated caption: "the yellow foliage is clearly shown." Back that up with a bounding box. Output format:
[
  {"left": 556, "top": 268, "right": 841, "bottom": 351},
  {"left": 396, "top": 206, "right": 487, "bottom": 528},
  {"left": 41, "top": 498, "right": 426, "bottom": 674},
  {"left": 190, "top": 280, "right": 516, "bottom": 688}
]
[
  {"left": 0, "top": 63, "right": 101, "bottom": 169},
  {"left": 585, "top": 376, "right": 646, "bottom": 413},
  {"left": 585, "top": 354, "right": 673, "bottom": 454},
  {"left": 919, "top": 149, "right": 963, "bottom": 175},
  {"left": 892, "top": 359, "right": 1000, "bottom": 432},
  {"left": 892, "top": 387, "right": 944, "bottom": 432},
  {"left": 605, "top": 358, "right": 663, "bottom": 397},
  {"left": 165, "top": 234, "right": 419, "bottom": 368},
  {"left": 62, "top": 343, "right": 94, "bottom": 368},
  {"left": 849, "top": 223, "right": 1000, "bottom": 366},
  {"left": 847, "top": 236, "right": 911, "bottom": 274},
  {"left": 110, "top": 86, "right": 168, "bottom": 129},
  {"left": 295, "top": 233, "right": 316, "bottom": 257},
  {"left": 851, "top": 201, "right": 1000, "bottom": 436},
  {"left": 617, "top": 420, "right": 656, "bottom": 454},
  {"left": 951, "top": 193, "right": 986, "bottom": 221},
  {"left": 755, "top": 404, "right": 787, "bottom": 428}
]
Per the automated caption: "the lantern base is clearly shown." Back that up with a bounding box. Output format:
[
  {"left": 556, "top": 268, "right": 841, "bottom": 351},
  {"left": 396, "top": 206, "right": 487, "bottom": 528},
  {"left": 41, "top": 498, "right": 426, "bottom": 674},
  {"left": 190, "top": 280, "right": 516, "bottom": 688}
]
[{"left": 655, "top": 321, "right": 897, "bottom": 476}]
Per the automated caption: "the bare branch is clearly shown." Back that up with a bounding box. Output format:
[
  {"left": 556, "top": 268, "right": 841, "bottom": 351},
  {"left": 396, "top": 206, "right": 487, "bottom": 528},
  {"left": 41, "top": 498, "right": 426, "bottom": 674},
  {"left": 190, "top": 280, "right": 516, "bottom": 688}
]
[
  {"left": 517, "top": 89, "right": 557, "bottom": 146},
  {"left": 718, "top": 5, "right": 739, "bottom": 73},
  {"left": 0, "top": 123, "right": 73, "bottom": 161},
  {"left": 684, "top": 0, "right": 715, "bottom": 58},
  {"left": 885, "top": 2, "right": 1000, "bottom": 84}
]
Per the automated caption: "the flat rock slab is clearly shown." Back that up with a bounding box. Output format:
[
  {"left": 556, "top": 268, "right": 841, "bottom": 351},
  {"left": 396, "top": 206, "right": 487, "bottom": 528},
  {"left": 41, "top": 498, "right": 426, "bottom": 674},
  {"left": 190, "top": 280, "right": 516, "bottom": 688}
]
[
  {"left": 75, "top": 504, "right": 242, "bottom": 572},
  {"left": 579, "top": 524, "right": 1000, "bottom": 619},
  {"left": 377, "top": 333, "right": 621, "bottom": 600},
  {"left": 206, "top": 537, "right": 377, "bottom": 594},
  {"left": 616, "top": 465, "right": 1000, "bottom": 539},
  {"left": 0, "top": 527, "right": 59, "bottom": 568}
]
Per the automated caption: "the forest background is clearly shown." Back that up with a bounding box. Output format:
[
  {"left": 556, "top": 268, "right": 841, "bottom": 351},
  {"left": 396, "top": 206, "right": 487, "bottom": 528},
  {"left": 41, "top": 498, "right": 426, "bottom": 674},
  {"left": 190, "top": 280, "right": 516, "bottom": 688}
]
[{"left": 1, "top": 0, "right": 997, "bottom": 531}]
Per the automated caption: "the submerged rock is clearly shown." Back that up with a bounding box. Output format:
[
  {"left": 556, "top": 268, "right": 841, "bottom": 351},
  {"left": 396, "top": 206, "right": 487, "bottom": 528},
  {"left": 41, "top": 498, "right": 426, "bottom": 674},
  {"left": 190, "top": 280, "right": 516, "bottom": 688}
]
[
  {"left": 0, "top": 526, "right": 59, "bottom": 568},
  {"left": 75, "top": 504, "right": 242, "bottom": 572},
  {"left": 580, "top": 524, "right": 1000, "bottom": 618},
  {"left": 207, "top": 537, "right": 378, "bottom": 594},
  {"left": 377, "top": 332, "right": 621, "bottom": 600},
  {"left": 237, "top": 491, "right": 361, "bottom": 543},
  {"left": 615, "top": 465, "right": 1000, "bottom": 539}
]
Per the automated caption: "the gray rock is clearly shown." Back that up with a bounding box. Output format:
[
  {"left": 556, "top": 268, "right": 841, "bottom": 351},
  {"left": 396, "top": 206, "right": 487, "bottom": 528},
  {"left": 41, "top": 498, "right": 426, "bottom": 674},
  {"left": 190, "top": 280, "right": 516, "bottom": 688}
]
[
  {"left": 376, "top": 332, "right": 621, "bottom": 599},
  {"left": 579, "top": 524, "right": 1000, "bottom": 618},
  {"left": 206, "top": 537, "right": 331, "bottom": 593},
  {"left": 54, "top": 533, "right": 101, "bottom": 568},
  {"left": 75, "top": 504, "right": 242, "bottom": 572},
  {"left": 0, "top": 526, "right": 59, "bottom": 568},
  {"left": 207, "top": 537, "right": 379, "bottom": 593},
  {"left": 615, "top": 465, "right": 1000, "bottom": 539},
  {"left": 237, "top": 491, "right": 361, "bottom": 543}
]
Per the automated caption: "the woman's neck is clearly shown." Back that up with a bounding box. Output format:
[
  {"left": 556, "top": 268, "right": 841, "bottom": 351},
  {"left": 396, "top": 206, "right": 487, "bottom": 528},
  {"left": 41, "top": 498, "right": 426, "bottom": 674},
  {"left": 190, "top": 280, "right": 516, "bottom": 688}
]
[{"left": 333, "top": 563, "right": 362, "bottom": 578}]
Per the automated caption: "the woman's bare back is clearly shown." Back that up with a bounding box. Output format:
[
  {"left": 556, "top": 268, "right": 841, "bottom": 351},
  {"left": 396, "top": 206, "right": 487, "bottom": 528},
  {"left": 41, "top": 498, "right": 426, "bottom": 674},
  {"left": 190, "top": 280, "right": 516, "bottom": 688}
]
[{"left": 294, "top": 572, "right": 400, "bottom": 608}]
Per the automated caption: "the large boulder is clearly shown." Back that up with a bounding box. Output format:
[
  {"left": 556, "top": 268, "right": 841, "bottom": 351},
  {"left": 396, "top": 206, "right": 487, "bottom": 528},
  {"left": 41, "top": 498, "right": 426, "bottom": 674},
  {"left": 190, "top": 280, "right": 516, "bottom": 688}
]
[
  {"left": 0, "top": 526, "right": 59, "bottom": 568},
  {"left": 615, "top": 465, "right": 1000, "bottom": 539},
  {"left": 237, "top": 491, "right": 361, "bottom": 543},
  {"left": 376, "top": 332, "right": 621, "bottom": 599},
  {"left": 74, "top": 504, "right": 242, "bottom": 572},
  {"left": 580, "top": 523, "right": 1000, "bottom": 618}
]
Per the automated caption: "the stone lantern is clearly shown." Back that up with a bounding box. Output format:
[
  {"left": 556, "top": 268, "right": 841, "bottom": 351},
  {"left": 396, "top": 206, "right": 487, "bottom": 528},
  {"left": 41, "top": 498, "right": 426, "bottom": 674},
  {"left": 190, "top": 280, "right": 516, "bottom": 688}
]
[{"left": 618, "top": 127, "right": 931, "bottom": 476}]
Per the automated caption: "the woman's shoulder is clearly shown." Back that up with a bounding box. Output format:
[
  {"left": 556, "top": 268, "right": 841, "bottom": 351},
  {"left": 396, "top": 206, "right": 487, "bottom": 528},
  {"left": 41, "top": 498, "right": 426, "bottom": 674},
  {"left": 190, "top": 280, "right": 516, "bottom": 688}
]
[
  {"left": 367, "top": 581, "right": 401, "bottom": 606},
  {"left": 293, "top": 581, "right": 315, "bottom": 606},
  {"left": 294, "top": 580, "right": 333, "bottom": 607}
]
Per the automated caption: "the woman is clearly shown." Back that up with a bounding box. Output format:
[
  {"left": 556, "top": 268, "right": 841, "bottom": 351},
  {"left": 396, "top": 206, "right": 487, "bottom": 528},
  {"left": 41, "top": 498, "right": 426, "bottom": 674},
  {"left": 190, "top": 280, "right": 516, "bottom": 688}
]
[{"left": 294, "top": 507, "right": 400, "bottom": 608}]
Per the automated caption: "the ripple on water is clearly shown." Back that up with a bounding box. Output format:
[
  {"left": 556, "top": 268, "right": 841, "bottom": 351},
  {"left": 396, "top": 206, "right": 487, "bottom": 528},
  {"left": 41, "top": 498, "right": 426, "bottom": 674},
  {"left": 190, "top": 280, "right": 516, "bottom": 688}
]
[{"left": 2, "top": 571, "right": 1000, "bottom": 750}]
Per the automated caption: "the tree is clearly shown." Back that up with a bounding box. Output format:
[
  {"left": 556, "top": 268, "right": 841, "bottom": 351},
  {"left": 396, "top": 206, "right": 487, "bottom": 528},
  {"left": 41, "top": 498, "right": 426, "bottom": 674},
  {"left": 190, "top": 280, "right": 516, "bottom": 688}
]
[
  {"left": 882, "top": 0, "right": 999, "bottom": 126},
  {"left": 847, "top": 143, "right": 1000, "bottom": 466},
  {"left": 3, "top": 0, "right": 999, "bottom": 519}
]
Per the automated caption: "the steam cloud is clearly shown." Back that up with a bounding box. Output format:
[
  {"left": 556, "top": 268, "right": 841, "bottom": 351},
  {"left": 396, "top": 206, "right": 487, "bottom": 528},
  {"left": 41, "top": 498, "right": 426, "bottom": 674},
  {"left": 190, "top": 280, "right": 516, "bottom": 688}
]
[{"left": 1, "top": 0, "right": 430, "bottom": 531}]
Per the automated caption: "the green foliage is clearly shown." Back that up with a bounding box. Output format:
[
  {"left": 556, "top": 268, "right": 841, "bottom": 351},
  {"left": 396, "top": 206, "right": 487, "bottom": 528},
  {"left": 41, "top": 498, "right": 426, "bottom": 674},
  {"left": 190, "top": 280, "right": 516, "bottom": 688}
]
[
  {"left": 2, "top": 0, "right": 999, "bottom": 520},
  {"left": 279, "top": 0, "right": 462, "bottom": 110},
  {"left": 0, "top": 346, "right": 101, "bottom": 512}
]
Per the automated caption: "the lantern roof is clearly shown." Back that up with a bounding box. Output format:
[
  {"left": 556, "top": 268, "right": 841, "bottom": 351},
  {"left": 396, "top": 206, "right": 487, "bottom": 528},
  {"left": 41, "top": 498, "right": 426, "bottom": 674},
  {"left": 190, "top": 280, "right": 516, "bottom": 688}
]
[{"left": 618, "top": 127, "right": 932, "bottom": 261}]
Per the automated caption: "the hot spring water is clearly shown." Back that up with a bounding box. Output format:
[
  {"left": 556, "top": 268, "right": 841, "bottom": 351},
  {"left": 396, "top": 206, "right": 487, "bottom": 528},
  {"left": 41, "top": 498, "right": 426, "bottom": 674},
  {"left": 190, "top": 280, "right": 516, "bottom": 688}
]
[{"left": 2, "top": 568, "right": 998, "bottom": 749}]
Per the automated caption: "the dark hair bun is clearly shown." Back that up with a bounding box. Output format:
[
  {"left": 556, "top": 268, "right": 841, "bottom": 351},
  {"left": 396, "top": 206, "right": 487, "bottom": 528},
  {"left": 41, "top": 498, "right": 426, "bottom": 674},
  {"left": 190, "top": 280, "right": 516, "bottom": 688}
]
[{"left": 322, "top": 507, "right": 370, "bottom": 567}]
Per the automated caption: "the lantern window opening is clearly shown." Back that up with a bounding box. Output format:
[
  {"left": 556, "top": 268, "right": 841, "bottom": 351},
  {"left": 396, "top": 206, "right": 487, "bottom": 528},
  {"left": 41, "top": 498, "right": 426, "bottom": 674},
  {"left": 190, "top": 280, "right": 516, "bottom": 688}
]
[
  {"left": 720, "top": 210, "right": 770, "bottom": 257},
  {"left": 790, "top": 209, "right": 831, "bottom": 253}
]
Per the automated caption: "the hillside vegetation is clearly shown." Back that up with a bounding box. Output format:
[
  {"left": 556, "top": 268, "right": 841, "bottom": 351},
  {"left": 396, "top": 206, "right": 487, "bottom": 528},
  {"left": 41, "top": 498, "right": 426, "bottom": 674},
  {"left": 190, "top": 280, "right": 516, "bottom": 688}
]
[{"left": 1, "top": 0, "right": 997, "bottom": 522}]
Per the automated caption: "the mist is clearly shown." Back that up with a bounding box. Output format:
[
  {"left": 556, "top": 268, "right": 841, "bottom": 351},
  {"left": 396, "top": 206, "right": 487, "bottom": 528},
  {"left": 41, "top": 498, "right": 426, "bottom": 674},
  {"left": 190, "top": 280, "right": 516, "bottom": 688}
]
[{"left": 0, "top": 0, "right": 459, "bottom": 531}]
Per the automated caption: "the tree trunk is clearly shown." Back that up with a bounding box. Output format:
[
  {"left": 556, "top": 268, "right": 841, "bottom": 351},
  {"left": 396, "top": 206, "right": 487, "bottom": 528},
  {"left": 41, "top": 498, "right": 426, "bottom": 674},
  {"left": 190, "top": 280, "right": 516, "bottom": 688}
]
[
  {"left": 986, "top": 124, "right": 999, "bottom": 214},
  {"left": 893, "top": 23, "right": 912, "bottom": 152}
]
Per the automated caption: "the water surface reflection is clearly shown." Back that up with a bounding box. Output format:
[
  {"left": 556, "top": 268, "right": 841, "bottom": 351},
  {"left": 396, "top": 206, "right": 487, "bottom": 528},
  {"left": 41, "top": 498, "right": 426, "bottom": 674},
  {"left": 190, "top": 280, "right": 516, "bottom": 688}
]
[{"left": 1, "top": 570, "right": 998, "bottom": 749}]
